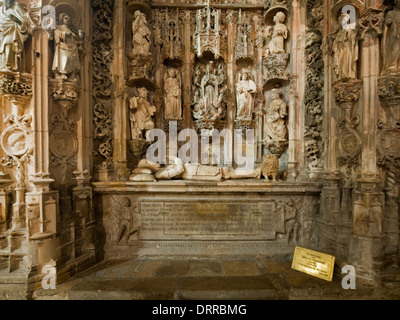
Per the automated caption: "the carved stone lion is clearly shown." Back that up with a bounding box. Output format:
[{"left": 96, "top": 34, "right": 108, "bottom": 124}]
[{"left": 261, "top": 154, "right": 279, "bottom": 182}]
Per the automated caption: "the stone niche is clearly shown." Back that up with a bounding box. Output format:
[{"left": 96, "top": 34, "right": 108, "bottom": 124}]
[
  {"left": 94, "top": 181, "right": 320, "bottom": 257},
  {"left": 93, "top": 0, "right": 317, "bottom": 259}
]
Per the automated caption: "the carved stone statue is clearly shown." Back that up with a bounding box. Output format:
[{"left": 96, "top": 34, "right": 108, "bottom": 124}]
[
  {"left": 132, "top": 10, "right": 151, "bottom": 56},
  {"left": 182, "top": 163, "right": 224, "bottom": 181},
  {"left": 236, "top": 70, "right": 257, "bottom": 120},
  {"left": 332, "top": 14, "right": 359, "bottom": 81},
  {"left": 155, "top": 157, "right": 185, "bottom": 180},
  {"left": 265, "top": 89, "right": 288, "bottom": 141},
  {"left": 264, "top": 89, "right": 288, "bottom": 154},
  {"left": 52, "top": 13, "right": 82, "bottom": 81},
  {"left": 129, "top": 87, "right": 156, "bottom": 140},
  {"left": 164, "top": 68, "right": 182, "bottom": 120},
  {"left": 0, "top": 0, "right": 31, "bottom": 72},
  {"left": 381, "top": 0, "right": 400, "bottom": 74},
  {"left": 261, "top": 154, "right": 280, "bottom": 182},
  {"left": 264, "top": 11, "right": 287, "bottom": 56},
  {"left": 192, "top": 61, "right": 227, "bottom": 121}
]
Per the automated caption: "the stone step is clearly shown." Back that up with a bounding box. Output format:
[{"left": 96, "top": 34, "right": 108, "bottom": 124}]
[{"left": 67, "top": 276, "right": 279, "bottom": 300}]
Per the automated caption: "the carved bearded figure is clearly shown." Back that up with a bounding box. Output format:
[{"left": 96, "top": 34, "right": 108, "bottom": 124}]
[
  {"left": 132, "top": 11, "right": 151, "bottom": 56},
  {"left": 130, "top": 87, "right": 156, "bottom": 140},
  {"left": 382, "top": 0, "right": 400, "bottom": 74},
  {"left": 164, "top": 68, "right": 182, "bottom": 120},
  {"left": 236, "top": 71, "right": 257, "bottom": 120},
  {"left": 0, "top": 0, "right": 31, "bottom": 72},
  {"left": 52, "top": 13, "right": 81, "bottom": 81}
]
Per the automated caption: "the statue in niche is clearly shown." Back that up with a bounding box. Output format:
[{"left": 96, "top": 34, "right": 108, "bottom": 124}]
[
  {"left": 236, "top": 70, "right": 257, "bottom": 120},
  {"left": 164, "top": 68, "right": 182, "bottom": 120},
  {"left": 264, "top": 11, "right": 287, "bottom": 56},
  {"left": 129, "top": 87, "right": 156, "bottom": 140},
  {"left": 381, "top": 0, "right": 400, "bottom": 74},
  {"left": 0, "top": 0, "right": 32, "bottom": 72},
  {"left": 264, "top": 89, "right": 288, "bottom": 154},
  {"left": 52, "top": 13, "right": 82, "bottom": 81},
  {"left": 132, "top": 10, "right": 151, "bottom": 56},
  {"left": 192, "top": 61, "right": 227, "bottom": 121},
  {"left": 332, "top": 13, "right": 359, "bottom": 81}
]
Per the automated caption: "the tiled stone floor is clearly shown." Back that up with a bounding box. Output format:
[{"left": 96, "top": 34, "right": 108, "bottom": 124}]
[{"left": 33, "top": 258, "right": 400, "bottom": 300}]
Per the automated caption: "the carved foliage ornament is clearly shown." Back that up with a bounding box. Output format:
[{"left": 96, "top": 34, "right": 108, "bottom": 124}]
[
  {"left": 91, "top": 0, "right": 115, "bottom": 170},
  {"left": 0, "top": 74, "right": 32, "bottom": 106},
  {"left": 0, "top": 114, "right": 33, "bottom": 187},
  {"left": 304, "top": 0, "right": 324, "bottom": 171}
]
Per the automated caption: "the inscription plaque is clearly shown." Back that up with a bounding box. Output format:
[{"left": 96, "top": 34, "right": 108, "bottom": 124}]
[
  {"left": 291, "top": 246, "right": 336, "bottom": 282},
  {"left": 139, "top": 198, "right": 276, "bottom": 240}
]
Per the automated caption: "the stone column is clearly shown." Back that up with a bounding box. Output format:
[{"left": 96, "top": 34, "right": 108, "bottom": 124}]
[
  {"left": 183, "top": 10, "right": 192, "bottom": 130},
  {"left": 348, "top": 7, "right": 385, "bottom": 285},
  {"left": 72, "top": 0, "right": 96, "bottom": 262},
  {"left": 254, "top": 14, "right": 264, "bottom": 165},
  {"left": 112, "top": 0, "right": 130, "bottom": 180},
  {"left": 226, "top": 10, "right": 235, "bottom": 168},
  {"left": 287, "top": 0, "right": 306, "bottom": 181}
]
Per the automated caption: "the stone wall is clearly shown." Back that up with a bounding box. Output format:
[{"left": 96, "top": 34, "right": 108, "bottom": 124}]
[{"left": 0, "top": 0, "right": 399, "bottom": 299}]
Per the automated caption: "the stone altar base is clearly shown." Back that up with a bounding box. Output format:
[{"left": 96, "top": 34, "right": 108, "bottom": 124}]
[{"left": 93, "top": 181, "right": 322, "bottom": 258}]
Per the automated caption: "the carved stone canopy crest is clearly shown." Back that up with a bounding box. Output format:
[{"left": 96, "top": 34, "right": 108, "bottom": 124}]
[{"left": 193, "top": 1, "right": 223, "bottom": 59}]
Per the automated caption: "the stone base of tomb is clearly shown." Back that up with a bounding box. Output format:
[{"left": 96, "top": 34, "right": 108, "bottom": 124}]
[{"left": 93, "top": 180, "right": 322, "bottom": 258}]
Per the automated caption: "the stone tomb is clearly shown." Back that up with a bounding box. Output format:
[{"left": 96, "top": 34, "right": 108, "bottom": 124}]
[{"left": 94, "top": 181, "right": 321, "bottom": 257}]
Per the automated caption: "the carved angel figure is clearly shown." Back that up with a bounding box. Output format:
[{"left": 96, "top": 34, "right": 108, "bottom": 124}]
[
  {"left": 129, "top": 87, "right": 156, "bottom": 140},
  {"left": 0, "top": 0, "right": 31, "bottom": 72},
  {"left": 132, "top": 10, "right": 151, "bottom": 56},
  {"left": 52, "top": 13, "right": 81, "bottom": 81},
  {"left": 264, "top": 11, "right": 288, "bottom": 56},
  {"left": 381, "top": 0, "right": 400, "bottom": 74},
  {"left": 164, "top": 68, "right": 182, "bottom": 120},
  {"left": 236, "top": 70, "right": 257, "bottom": 120}
]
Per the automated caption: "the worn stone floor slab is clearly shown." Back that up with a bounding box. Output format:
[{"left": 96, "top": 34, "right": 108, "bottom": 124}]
[{"left": 31, "top": 257, "right": 400, "bottom": 300}]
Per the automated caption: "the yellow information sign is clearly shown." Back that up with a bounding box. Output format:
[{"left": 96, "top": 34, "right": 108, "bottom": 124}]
[{"left": 291, "top": 247, "right": 336, "bottom": 282}]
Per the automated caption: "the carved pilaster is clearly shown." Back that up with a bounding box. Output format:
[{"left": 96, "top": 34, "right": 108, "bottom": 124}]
[
  {"left": 304, "top": 0, "right": 324, "bottom": 178},
  {"left": 334, "top": 79, "right": 362, "bottom": 186},
  {"left": 91, "top": 0, "right": 115, "bottom": 174}
]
